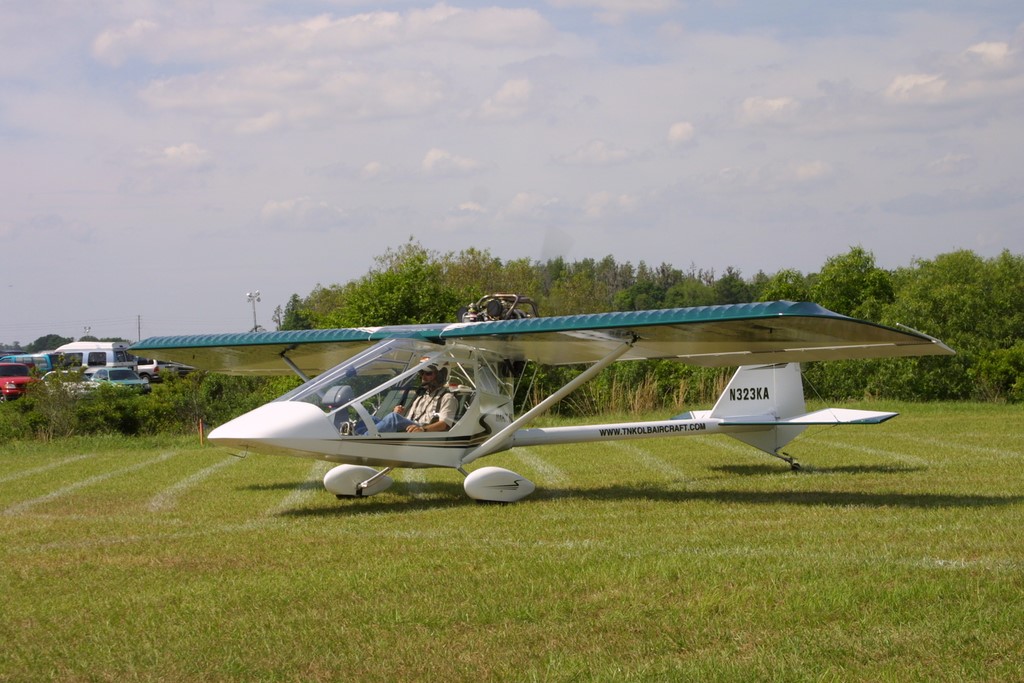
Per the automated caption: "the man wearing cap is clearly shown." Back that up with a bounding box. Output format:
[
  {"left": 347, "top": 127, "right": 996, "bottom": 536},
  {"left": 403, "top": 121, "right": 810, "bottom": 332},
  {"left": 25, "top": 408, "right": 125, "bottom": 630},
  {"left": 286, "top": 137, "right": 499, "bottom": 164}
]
[{"left": 370, "top": 364, "right": 457, "bottom": 433}]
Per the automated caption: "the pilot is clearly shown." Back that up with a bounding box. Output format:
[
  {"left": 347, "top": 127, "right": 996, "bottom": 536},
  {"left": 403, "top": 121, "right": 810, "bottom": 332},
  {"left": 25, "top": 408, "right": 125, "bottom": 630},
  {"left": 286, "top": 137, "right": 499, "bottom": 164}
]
[{"left": 369, "top": 364, "right": 457, "bottom": 433}]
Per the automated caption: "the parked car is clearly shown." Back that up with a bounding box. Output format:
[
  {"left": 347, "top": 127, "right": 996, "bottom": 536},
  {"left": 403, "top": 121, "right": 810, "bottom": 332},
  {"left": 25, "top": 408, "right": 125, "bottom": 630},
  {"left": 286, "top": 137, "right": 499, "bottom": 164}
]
[
  {"left": 134, "top": 357, "right": 195, "bottom": 383},
  {"left": 84, "top": 367, "right": 152, "bottom": 394},
  {"left": 42, "top": 370, "right": 100, "bottom": 395},
  {"left": 0, "top": 353, "right": 57, "bottom": 373},
  {"left": 53, "top": 341, "right": 137, "bottom": 371},
  {"left": 0, "top": 363, "right": 36, "bottom": 401}
]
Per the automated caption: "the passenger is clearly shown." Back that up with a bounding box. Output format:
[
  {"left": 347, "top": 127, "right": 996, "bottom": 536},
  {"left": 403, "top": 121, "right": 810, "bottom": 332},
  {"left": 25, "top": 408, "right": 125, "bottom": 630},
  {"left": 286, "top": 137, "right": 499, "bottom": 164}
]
[{"left": 367, "top": 364, "right": 457, "bottom": 433}]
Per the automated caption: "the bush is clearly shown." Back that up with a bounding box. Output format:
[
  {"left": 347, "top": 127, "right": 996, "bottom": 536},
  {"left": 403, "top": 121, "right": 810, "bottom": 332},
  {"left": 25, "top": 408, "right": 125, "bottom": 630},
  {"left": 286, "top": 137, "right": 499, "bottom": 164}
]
[
  {"left": 0, "top": 401, "right": 32, "bottom": 440},
  {"left": 74, "top": 385, "right": 146, "bottom": 435},
  {"left": 972, "top": 341, "right": 1024, "bottom": 402}
]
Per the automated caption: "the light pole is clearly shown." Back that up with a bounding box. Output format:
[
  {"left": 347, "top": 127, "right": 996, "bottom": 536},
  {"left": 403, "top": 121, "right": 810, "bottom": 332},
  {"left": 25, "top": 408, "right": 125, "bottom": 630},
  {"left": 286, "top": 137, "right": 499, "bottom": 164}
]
[{"left": 246, "top": 290, "right": 261, "bottom": 332}]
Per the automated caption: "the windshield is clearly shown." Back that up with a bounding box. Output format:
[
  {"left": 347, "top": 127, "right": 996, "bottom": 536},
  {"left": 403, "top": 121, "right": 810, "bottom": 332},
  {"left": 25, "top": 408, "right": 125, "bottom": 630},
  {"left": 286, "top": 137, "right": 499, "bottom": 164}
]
[
  {"left": 109, "top": 369, "right": 137, "bottom": 380},
  {"left": 0, "top": 365, "right": 30, "bottom": 377},
  {"left": 275, "top": 338, "right": 443, "bottom": 415}
]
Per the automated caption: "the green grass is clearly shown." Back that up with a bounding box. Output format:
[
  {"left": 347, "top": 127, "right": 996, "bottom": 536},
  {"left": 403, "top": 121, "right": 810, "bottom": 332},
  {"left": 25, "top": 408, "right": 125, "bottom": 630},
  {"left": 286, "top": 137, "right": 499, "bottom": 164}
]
[{"left": 2, "top": 402, "right": 1023, "bottom": 681}]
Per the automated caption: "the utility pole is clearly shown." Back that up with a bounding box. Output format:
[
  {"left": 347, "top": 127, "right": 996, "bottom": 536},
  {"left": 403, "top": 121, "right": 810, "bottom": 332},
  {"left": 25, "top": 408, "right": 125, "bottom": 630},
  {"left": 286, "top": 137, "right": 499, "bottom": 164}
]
[{"left": 246, "top": 290, "right": 261, "bottom": 333}]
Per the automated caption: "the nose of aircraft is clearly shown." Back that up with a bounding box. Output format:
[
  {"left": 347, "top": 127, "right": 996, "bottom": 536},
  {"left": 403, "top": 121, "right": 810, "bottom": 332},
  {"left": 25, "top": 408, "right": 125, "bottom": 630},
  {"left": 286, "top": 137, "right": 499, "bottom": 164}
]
[{"left": 207, "top": 401, "right": 340, "bottom": 449}]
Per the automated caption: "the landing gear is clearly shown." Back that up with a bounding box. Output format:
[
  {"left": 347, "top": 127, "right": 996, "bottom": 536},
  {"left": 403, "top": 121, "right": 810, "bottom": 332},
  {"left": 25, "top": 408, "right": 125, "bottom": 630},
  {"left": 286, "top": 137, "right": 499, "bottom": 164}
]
[
  {"left": 771, "top": 450, "right": 802, "bottom": 471},
  {"left": 323, "top": 464, "right": 395, "bottom": 497},
  {"left": 463, "top": 466, "right": 536, "bottom": 502}
]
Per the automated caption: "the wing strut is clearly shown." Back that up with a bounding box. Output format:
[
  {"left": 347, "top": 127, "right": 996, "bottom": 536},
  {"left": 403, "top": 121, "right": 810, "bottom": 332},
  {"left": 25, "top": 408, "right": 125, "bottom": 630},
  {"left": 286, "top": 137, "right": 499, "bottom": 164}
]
[
  {"left": 461, "top": 337, "right": 636, "bottom": 466},
  {"left": 279, "top": 350, "right": 311, "bottom": 382}
]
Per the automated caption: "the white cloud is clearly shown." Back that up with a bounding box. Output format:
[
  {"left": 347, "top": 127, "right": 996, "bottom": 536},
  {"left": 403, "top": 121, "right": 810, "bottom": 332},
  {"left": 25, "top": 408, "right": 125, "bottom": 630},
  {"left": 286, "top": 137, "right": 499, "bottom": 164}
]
[
  {"left": 407, "top": 5, "right": 554, "bottom": 47},
  {"left": 927, "top": 153, "right": 975, "bottom": 176},
  {"left": 499, "top": 191, "right": 560, "bottom": 220},
  {"left": 478, "top": 78, "right": 533, "bottom": 121},
  {"left": 91, "top": 5, "right": 555, "bottom": 66},
  {"left": 738, "top": 96, "right": 800, "bottom": 125},
  {"left": 92, "top": 19, "right": 159, "bottom": 66},
  {"left": 260, "top": 196, "right": 347, "bottom": 231},
  {"left": 236, "top": 111, "right": 283, "bottom": 135},
  {"left": 707, "top": 160, "right": 834, "bottom": 192},
  {"left": 360, "top": 161, "right": 386, "bottom": 180},
  {"left": 147, "top": 142, "right": 212, "bottom": 170},
  {"left": 421, "top": 148, "right": 482, "bottom": 175},
  {"left": 963, "top": 42, "right": 1011, "bottom": 67},
  {"left": 791, "top": 161, "right": 833, "bottom": 183},
  {"left": 457, "top": 201, "right": 486, "bottom": 213},
  {"left": 667, "top": 120, "right": 695, "bottom": 146},
  {"left": 583, "top": 191, "right": 638, "bottom": 219},
  {"left": 140, "top": 64, "right": 444, "bottom": 123},
  {"left": 434, "top": 200, "right": 488, "bottom": 232},
  {"left": 558, "top": 139, "right": 634, "bottom": 166},
  {"left": 885, "top": 73, "right": 947, "bottom": 103},
  {"left": 548, "top": 0, "right": 679, "bottom": 25}
]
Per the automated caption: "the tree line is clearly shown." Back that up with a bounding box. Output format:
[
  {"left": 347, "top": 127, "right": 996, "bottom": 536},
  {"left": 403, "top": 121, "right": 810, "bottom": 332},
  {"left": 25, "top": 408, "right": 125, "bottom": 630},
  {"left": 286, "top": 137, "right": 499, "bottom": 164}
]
[
  {"left": 2, "top": 242, "right": 1020, "bottom": 442},
  {"left": 275, "top": 241, "right": 1023, "bottom": 405}
]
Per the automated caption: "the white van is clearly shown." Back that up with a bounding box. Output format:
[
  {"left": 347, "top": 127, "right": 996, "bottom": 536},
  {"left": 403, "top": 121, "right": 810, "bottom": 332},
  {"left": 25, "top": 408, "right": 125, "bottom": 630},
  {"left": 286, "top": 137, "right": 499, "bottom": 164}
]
[{"left": 54, "top": 341, "right": 137, "bottom": 371}]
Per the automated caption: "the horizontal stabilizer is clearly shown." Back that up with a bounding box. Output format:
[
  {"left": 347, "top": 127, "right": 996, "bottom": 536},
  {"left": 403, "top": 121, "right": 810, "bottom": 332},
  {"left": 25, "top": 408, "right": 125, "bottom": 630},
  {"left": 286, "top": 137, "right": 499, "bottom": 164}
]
[{"left": 720, "top": 408, "right": 898, "bottom": 426}]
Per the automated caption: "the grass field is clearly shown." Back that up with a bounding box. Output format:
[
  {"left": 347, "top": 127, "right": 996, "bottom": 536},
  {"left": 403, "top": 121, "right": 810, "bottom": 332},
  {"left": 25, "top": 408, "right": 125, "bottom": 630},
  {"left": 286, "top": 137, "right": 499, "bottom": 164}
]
[{"left": 2, "top": 402, "right": 1022, "bottom": 681}]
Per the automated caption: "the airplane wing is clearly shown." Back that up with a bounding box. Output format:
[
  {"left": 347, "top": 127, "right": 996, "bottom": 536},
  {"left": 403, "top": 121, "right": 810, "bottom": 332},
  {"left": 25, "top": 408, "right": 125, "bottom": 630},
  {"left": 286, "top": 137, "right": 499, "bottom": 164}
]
[
  {"left": 129, "top": 324, "right": 448, "bottom": 376},
  {"left": 440, "top": 300, "right": 954, "bottom": 366},
  {"left": 130, "top": 301, "right": 953, "bottom": 375}
]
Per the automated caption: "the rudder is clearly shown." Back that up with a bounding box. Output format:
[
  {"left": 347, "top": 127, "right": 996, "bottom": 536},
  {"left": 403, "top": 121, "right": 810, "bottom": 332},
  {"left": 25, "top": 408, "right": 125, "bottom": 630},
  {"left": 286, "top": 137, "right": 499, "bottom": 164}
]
[{"left": 710, "top": 363, "right": 808, "bottom": 460}]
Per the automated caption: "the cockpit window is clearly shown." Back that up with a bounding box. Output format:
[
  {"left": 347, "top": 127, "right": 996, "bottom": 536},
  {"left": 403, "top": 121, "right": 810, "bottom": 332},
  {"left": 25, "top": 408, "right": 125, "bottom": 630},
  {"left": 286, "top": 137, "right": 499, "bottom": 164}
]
[{"left": 273, "top": 338, "right": 443, "bottom": 416}]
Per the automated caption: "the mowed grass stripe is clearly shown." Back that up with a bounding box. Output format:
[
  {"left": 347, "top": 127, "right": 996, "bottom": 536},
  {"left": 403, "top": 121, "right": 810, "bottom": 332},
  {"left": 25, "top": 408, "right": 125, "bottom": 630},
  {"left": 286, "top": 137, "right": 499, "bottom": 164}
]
[
  {"left": 147, "top": 456, "right": 241, "bottom": 512},
  {"left": 884, "top": 432, "right": 1024, "bottom": 460},
  {"left": 265, "top": 460, "right": 332, "bottom": 515},
  {"left": 606, "top": 440, "right": 697, "bottom": 486},
  {"left": 2, "top": 451, "right": 178, "bottom": 516},
  {"left": 396, "top": 467, "right": 429, "bottom": 498},
  {"left": 0, "top": 453, "right": 95, "bottom": 485},
  {"left": 509, "top": 448, "right": 569, "bottom": 492},
  {"left": 826, "top": 440, "right": 933, "bottom": 467}
]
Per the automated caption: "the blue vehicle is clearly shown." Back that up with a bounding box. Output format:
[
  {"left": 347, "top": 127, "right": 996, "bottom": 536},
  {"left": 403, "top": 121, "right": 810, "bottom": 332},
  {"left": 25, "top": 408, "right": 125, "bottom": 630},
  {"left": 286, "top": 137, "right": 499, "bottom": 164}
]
[{"left": 0, "top": 354, "right": 57, "bottom": 373}]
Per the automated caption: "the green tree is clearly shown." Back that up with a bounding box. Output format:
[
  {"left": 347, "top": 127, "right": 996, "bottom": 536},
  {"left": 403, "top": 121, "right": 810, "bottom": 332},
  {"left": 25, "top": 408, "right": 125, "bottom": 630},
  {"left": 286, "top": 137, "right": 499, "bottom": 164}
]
[
  {"left": 545, "top": 269, "right": 610, "bottom": 315},
  {"left": 327, "top": 241, "right": 461, "bottom": 326},
  {"left": 439, "top": 249, "right": 542, "bottom": 308},
  {"left": 883, "top": 249, "right": 1024, "bottom": 400},
  {"left": 303, "top": 283, "right": 350, "bottom": 328},
  {"left": 758, "top": 268, "right": 812, "bottom": 302},
  {"left": 713, "top": 266, "right": 752, "bottom": 304},
  {"left": 664, "top": 277, "right": 716, "bottom": 308},
  {"left": 279, "top": 293, "right": 314, "bottom": 330},
  {"left": 614, "top": 280, "right": 665, "bottom": 310},
  {"left": 25, "top": 334, "right": 73, "bottom": 353},
  {"left": 812, "top": 246, "right": 893, "bottom": 319}
]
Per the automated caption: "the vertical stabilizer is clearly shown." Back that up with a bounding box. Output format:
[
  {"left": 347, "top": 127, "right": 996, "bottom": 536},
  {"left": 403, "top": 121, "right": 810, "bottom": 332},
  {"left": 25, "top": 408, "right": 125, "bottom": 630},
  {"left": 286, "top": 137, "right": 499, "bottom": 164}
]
[
  {"left": 710, "top": 363, "right": 805, "bottom": 419},
  {"left": 710, "top": 363, "right": 808, "bottom": 460}
]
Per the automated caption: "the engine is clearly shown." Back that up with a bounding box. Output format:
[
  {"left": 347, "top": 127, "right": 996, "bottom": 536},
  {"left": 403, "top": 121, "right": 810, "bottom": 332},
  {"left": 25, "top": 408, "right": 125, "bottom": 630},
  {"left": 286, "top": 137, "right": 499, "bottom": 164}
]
[{"left": 457, "top": 294, "right": 539, "bottom": 323}]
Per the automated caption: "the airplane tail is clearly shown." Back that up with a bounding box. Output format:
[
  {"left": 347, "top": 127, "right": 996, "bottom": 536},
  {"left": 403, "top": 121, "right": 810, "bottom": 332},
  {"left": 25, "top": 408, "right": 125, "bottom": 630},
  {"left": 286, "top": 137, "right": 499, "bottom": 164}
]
[{"left": 707, "top": 363, "right": 897, "bottom": 466}]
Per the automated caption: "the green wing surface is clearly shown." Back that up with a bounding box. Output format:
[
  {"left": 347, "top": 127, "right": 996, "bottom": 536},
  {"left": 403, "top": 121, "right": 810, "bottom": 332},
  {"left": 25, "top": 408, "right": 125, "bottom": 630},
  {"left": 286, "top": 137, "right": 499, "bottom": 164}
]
[
  {"left": 130, "top": 325, "right": 448, "bottom": 375},
  {"left": 131, "top": 301, "right": 953, "bottom": 375},
  {"left": 440, "top": 301, "right": 953, "bottom": 366}
]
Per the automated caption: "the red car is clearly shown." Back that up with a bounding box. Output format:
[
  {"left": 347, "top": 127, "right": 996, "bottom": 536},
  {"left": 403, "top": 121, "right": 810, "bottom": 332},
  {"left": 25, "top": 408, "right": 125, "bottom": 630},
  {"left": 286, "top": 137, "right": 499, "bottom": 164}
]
[{"left": 0, "top": 362, "right": 36, "bottom": 401}]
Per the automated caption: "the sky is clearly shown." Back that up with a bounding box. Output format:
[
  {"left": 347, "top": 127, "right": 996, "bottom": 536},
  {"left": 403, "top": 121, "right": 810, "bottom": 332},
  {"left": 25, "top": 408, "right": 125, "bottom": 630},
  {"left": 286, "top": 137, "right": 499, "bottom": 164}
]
[{"left": 2, "top": 1, "right": 1022, "bottom": 345}]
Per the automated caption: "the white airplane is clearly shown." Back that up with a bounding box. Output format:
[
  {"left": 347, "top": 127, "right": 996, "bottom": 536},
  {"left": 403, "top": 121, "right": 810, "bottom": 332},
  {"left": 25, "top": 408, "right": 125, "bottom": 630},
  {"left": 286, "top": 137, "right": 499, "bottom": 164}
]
[{"left": 131, "top": 296, "right": 953, "bottom": 502}]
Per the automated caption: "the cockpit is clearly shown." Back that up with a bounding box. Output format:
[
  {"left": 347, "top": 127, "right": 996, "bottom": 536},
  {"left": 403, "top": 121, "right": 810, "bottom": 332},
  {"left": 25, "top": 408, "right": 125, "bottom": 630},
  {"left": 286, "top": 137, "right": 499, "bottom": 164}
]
[{"left": 272, "top": 338, "right": 507, "bottom": 438}]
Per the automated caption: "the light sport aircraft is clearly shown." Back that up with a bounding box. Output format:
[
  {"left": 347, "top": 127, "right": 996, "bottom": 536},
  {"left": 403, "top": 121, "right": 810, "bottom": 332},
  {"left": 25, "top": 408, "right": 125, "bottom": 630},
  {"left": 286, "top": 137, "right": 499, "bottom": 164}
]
[{"left": 130, "top": 296, "right": 953, "bottom": 503}]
